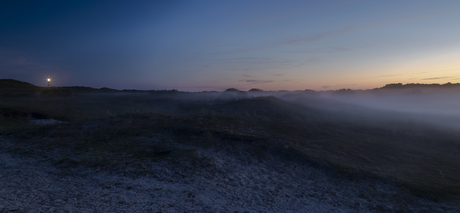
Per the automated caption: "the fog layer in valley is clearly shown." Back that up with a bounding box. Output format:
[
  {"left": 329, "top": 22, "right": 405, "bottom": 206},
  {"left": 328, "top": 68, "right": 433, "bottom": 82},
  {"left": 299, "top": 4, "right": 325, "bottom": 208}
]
[
  {"left": 100, "top": 83, "right": 460, "bottom": 130},
  {"left": 176, "top": 83, "right": 460, "bottom": 130},
  {"left": 314, "top": 85, "right": 460, "bottom": 130}
]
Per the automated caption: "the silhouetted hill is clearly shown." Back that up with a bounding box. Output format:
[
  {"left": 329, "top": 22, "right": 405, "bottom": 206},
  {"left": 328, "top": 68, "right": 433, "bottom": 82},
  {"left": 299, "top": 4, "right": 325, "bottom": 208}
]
[
  {"left": 0, "top": 79, "right": 121, "bottom": 96},
  {"left": 323, "top": 82, "right": 460, "bottom": 97},
  {"left": 0, "top": 79, "right": 42, "bottom": 96},
  {"left": 378, "top": 82, "right": 460, "bottom": 90},
  {"left": 0, "top": 79, "right": 39, "bottom": 90}
]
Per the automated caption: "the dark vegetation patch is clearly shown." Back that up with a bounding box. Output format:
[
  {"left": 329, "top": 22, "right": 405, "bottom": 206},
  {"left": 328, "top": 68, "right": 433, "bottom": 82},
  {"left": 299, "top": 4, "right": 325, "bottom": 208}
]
[{"left": 1, "top": 84, "right": 460, "bottom": 202}]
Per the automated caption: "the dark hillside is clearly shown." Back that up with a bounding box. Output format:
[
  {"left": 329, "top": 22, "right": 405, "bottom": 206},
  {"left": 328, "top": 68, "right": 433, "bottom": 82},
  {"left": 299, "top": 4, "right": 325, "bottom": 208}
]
[
  {"left": 0, "top": 79, "right": 38, "bottom": 89},
  {"left": 376, "top": 82, "right": 460, "bottom": 92},
  {"left": 0, "top": 79, "right": 41, "bottom": 96}
]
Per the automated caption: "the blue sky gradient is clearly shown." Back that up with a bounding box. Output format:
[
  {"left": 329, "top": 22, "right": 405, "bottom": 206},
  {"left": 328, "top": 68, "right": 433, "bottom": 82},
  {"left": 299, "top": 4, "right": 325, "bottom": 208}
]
[{"left": 1, "top": 0, "right": 460, "bottom": 91}]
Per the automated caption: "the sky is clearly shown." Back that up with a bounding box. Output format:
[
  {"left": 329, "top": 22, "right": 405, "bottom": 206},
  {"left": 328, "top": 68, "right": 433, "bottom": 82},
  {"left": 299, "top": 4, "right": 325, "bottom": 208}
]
[{"left": 1, "top": 0, "right": 460, "bottom": 91}]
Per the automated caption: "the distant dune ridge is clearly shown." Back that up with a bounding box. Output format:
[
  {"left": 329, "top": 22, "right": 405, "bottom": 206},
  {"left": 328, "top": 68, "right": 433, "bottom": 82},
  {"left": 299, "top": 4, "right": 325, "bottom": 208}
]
[
  {"left": 379, "top": 82, "right": 460, "bottom": 90},
  {"left": 1, "top": 78, "right": 460, "bottom": 93}
]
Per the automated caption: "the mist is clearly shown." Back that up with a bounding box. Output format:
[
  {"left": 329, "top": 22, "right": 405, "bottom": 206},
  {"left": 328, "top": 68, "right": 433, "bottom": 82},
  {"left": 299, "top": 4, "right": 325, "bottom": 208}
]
[
  {"left": 129, "top": 84, "right": 460, "bottom": 130},
  {"left": 189, "top": 84, "right": 460, "bottom": 130},
  {"left": 314, "top": 85, "right": 460, "bottom": 129}
]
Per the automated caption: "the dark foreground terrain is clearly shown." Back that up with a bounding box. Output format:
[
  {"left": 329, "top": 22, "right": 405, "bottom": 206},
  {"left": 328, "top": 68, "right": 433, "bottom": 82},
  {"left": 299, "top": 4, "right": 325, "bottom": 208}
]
[{"left": 1, "top": 79, "right": 459, "bottom": 212}]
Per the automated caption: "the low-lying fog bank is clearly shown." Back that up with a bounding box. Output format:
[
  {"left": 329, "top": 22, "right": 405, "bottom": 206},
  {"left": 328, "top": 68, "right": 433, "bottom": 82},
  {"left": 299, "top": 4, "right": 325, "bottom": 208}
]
[{"left": 2, "top": 79, "right": 459, "bottom": 129}]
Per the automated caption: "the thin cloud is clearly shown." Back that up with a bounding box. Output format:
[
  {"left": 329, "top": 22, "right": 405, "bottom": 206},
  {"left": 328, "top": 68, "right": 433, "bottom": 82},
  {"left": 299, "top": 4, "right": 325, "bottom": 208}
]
[
  {"left": 239, "top": 0, "right": 362, "bottom": 28},
  {"left": 284, "top": 47, "right": 350, "bottom": 54},
  {"left": 217, "top": 10, "right": 447, "bottom": 55},
  {"left": 242, "top": 79, "right": 275, "bottom": 84},
  {"left": 374, "top": 74, "right": 400, "bottom": 78},
  {"left": 218, "top": 26, "right": 358, "bottom": 54},
  {"left": 228, "top": 68, "right": 250, "bottom": 71},
  {"left": 421, "top": 76, "right": 452, "bottom": 80},
  {"left": 211, "top": 57, "right": 292, "bottom": 65},
  {"left": 211, "top": 57, "right": 297, "bottom": 71},
  {"left": 283, "top": 26, "right": 358, "bottom": 46},
  {"left": 394, "top": 10, "right": 449, "bottom": 24},
  {"left": 372, "top": 71, "right": 430, "bottom": 78}
]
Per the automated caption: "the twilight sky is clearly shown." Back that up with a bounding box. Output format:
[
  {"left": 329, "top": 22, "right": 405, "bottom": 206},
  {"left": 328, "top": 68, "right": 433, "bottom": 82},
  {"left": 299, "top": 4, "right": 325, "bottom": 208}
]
[{"left": 1, "top": 0, "right": 460, "bottom": 91}]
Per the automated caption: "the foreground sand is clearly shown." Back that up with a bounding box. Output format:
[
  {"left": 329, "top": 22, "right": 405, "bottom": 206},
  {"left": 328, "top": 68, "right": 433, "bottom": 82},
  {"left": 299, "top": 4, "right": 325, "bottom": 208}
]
[{"left": 1, "top": 138, "right": 458, "bottom": 213}]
